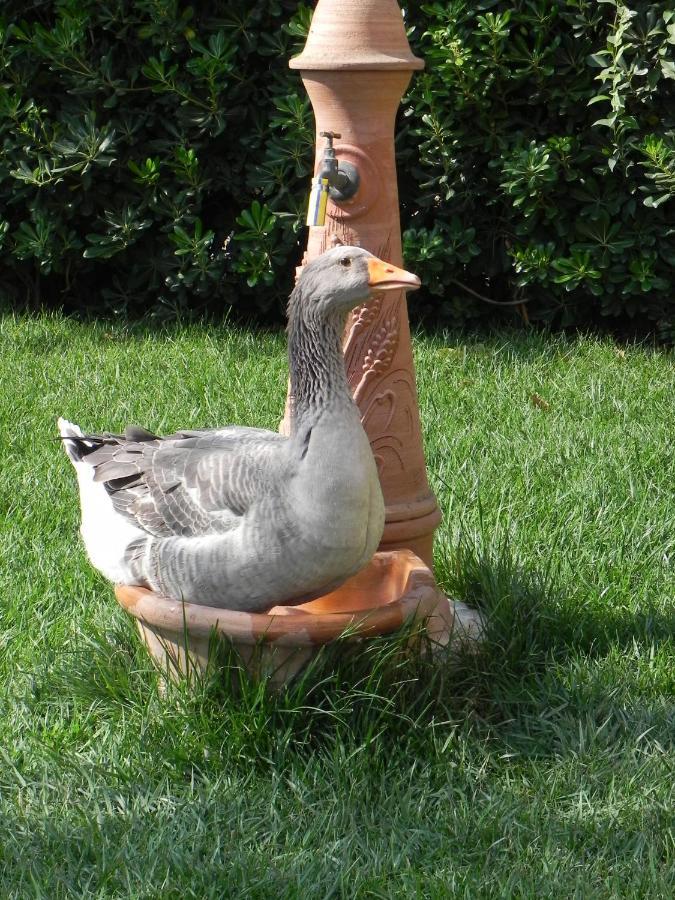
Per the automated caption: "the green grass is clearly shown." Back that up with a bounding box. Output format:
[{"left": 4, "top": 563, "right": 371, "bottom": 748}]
[{"left": 1, "top": 313, "right": 673, "bottom": 898}]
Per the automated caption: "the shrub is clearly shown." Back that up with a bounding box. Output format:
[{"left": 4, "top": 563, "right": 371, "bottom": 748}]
[
  {"left": 0, "top": 1, "right": 674, "bottom": 334},
  {"left": 0, "top": 0, "right": 313, "bottom": 319},
  {"left": 401, "top": 1, "right": 675, "bottom": 336}
]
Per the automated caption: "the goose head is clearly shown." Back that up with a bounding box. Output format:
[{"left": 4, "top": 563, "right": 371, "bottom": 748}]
[{"left": 289, "top": 246, "right": 421, "bottom": 322}]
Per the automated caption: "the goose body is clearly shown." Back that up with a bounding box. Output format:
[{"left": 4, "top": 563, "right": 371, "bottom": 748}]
[{"left": 59, "top": 247, "right": 420, "bottom": 612}]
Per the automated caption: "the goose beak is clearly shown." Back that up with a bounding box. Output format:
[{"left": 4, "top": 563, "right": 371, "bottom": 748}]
[{"left": 367, "top": 257, "right": 421, "bottom": 292}]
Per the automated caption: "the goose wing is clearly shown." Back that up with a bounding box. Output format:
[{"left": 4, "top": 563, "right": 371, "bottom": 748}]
[{"left": 82, "top": 425, "right": 288, "bottom": 538}]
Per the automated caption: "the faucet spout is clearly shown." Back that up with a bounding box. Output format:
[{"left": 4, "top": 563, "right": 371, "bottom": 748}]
[{"left": 306, "top": 132, "right": 360, "bottom": 226}]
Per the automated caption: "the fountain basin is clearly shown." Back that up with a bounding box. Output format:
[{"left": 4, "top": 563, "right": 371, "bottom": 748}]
[{"left": 115, "top": 550, "right": 453, "bottom": 688}]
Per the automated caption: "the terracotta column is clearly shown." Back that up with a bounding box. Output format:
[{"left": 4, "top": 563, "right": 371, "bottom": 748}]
[{"left": 288, "top": 0, "right": 441, "bottom": 567}]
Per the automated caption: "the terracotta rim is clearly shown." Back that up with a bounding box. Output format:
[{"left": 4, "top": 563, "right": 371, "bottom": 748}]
[
  {"left": 115, "top": 551, "right": 445, "bottom": 647},
  {"left": 289, "top": 55, "right": 424, "bottom": 72}
]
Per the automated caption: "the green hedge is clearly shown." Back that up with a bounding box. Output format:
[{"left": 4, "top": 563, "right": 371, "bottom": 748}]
[
  {"left": 0, "top": 1, "right": 312, "bottom": 319},
  {"left": 403, "top": 1, "right": 675, "bottom": 335},
  {"left": 1, "top": 2, "right": 674, "bottom": 332}
]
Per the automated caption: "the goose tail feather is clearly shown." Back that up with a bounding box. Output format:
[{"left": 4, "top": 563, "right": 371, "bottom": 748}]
[
  {"left": 57, "top": 417, "right": 99, "bottom": 464},
  {"left": 57, "top": 417, "right": 147, "bottom": 584}
]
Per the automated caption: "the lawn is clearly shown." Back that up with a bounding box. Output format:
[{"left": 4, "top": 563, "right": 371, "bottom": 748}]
[{"left": 1, "top": 312, "right": 673, "bottom": 898}]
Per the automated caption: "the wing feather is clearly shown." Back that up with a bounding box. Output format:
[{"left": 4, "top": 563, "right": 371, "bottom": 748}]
[{"left": 83, "top": 426, "right": 288, "bottom": 538}]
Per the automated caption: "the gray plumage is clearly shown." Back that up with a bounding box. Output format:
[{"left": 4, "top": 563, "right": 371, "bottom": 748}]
[{"left": 59, "top": 246, "right": 417, "bottom": 612}]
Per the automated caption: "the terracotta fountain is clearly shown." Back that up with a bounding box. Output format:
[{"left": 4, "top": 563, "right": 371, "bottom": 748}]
[
  {"left": 115, "top": 0, "right": 460, "bottom": 688},
  {"left": 286, "top": 0, "right": 441, "bottom": 567}
]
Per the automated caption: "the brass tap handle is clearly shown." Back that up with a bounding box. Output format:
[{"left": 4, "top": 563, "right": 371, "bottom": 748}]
[{"left": 320, "top": 131, "right": 342, "bottom": 146}]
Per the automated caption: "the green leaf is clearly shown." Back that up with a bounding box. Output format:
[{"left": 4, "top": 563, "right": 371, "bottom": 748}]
[{"left": 587, "top": 53, "right": 610, "bottom": 67}]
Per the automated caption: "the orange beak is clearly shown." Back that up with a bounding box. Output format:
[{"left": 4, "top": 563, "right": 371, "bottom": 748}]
[{"left": 367, "top": 257, "right": 421, "bottom": 292}]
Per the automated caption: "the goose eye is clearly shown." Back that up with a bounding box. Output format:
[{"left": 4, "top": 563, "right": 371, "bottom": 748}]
[{"left": 339, "top": 257, "right": 352, "bottom": 268}]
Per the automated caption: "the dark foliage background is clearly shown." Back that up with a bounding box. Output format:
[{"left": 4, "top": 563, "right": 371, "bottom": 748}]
[{"left": 0, "top": 1, "right": 674, "bottom": 332}]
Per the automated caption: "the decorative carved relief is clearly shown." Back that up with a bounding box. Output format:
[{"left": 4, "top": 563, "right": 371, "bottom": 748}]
[
  {"left": 358, "top": 366, "right": 425, "bottom": 493},
  {"left": 353, "top": 317, "right": 399, "bottom": 404},
  {"left": 347, "top": 292, "right": 382, "bottom": 340}
]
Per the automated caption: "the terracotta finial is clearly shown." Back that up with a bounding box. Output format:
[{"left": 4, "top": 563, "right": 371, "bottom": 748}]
[{"left": 290, "top": 0, "right": 423, "bottom": 71}]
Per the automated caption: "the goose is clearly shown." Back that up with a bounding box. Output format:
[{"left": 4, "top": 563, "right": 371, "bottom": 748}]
[{"left": 59, "top": 246, "right": 421, "bottom": 612}]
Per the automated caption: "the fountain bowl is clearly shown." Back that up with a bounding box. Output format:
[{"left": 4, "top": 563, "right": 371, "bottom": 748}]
[{"left": 115, "top": 550, "right": 453, "bottom": 689}]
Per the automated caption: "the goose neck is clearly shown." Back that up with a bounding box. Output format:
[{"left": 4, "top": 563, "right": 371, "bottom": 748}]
[{"left": 287, "top": 310, "right": 352, "bottom": 427}]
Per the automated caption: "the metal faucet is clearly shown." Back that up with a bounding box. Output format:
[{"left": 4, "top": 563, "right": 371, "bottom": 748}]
[{"left": 306, "top": 131, "right": 360, "bottom": 226}]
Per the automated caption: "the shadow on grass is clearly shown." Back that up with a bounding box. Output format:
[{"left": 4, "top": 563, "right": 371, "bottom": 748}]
[
  {"left": 25, "top": 533, "right": 673, "bottom": 778},
  {"left": 2, "top": 305, "right": 286, "bottom": 355},
  {"left": 5, "top": 300, "right": 674, "bottom": 358},
  {"left": 441, "top": 534, "right": 674, "bottom": 746},
  {"left": 414, "top": 322, "right": 675, "bottom": 361}
]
